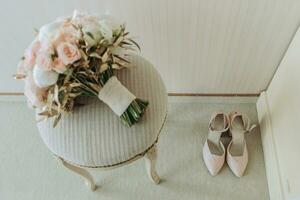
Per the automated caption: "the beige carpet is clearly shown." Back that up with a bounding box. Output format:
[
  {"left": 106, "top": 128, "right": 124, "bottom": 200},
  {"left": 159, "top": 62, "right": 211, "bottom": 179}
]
[{"left": 0, "top": 98, "right": 269, "bottom": 200}]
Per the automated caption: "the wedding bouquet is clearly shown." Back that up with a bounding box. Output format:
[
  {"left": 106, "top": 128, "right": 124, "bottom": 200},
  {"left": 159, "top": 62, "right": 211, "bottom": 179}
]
[{"left": 15, "top": 11, "right": 148, "bottom": 127}]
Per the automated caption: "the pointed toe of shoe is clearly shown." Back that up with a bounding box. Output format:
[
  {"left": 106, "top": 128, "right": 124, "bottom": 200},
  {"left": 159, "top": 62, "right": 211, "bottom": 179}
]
[
  {"left": 206, "top": 162, "right": 223, "bottom": 176},
  {"left": 227, "top": 161, "right": 246, "bottom": 177},
  {"left": 234, "top": 170, "right": 244, "bottom": 178},
  {"left": 202, "top": 141, "right": 225, "bottom": 176},
  {"left": 228, "top": 162, "right": 247, "bottom": 177},
  {"left": 226, "top": 142, "right": 248, "bottom": 177}
]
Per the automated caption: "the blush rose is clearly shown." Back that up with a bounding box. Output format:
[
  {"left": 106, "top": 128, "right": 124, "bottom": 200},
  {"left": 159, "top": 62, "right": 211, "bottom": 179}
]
[{"left": 56, "top": 42, "right": 81, "bottom": 65}]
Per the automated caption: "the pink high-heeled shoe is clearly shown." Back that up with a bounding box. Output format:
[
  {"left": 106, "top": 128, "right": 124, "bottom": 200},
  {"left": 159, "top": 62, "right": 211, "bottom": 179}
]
[
  {"left": 226, "top": 112, "right": 256, "bottom": 177},
  {"left": 203, "top": 112, "right": 229, "bottom": 176}
]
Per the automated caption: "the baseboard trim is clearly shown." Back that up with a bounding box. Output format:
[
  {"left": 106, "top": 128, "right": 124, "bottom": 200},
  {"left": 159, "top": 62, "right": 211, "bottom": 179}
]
[
  {"left": 0, "top": 92, "right": 259, "bottom": 103},
  {"left": 0, "top": 92, "right": 23, "bottom": 96},
  {"left": 168, "top": 93, "right": 259, "bottom": 97},
  {"left": 256, "top": 91, "right": 284, "bottom": 200},
  {"left": 0, "top": 92, "right": 260, "bottom": 97}
]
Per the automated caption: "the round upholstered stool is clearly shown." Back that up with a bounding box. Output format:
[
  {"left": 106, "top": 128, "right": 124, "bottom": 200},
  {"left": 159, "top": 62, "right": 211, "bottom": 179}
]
[{"left": 36, "top": 54, "right": 168, "bottom": 191}]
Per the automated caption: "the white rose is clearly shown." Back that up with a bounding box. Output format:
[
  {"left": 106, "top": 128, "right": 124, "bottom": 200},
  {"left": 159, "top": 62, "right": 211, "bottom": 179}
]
[
  {"left": 82, "top": 21, "right": 103, "bottom": 47},
  {"left": 33, "top": 66, "right": 59, "bottom": 88},
  {"left": 38, "top": 20, "right": 64, "bottom": 42},
  {"left": 98, "top": 16, "right": 122, "bottom": 41},
  {"left": 98, "top": 15, "right": 122, "bottom": 32}
]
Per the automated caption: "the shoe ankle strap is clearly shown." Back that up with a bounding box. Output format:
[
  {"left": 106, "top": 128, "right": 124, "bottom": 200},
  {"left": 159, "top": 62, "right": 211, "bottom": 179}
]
[
  {"left": 209, "top": 112, "right": 230, "bottom": 132},
  {"left": 229, "top": 112, "right": 256, "bottom": 133}
]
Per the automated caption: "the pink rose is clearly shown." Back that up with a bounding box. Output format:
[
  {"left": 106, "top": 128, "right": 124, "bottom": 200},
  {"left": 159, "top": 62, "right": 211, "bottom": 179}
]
[
  {"left": 35, "top": 40, "right": 57, "bottom": 71},
  {"left": 53, "top": 58, "right": 67, "bottom": 73},
  {"left": 36, "top": 51, "right": 53, "bottom": 71},
  {"left": 56, "top": 42, "right": 81, "bottom": 65},
  {"left": 24, "top": 73, "right": 47, "bottom": 108},
  {"left": 61, "top": 22, "right": 81, "bottom": 43},
  {"left": 23, "top": 38, "right": 41, "bottom": 70},
  {"left": 52, "top": 22, "right": 80, "bottom": 47}
]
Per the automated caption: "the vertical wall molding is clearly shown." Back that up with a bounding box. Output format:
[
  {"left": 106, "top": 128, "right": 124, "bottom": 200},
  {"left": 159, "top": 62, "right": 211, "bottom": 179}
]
[{"left": 256, "top": 92, "right": 284, "bottom": 200}]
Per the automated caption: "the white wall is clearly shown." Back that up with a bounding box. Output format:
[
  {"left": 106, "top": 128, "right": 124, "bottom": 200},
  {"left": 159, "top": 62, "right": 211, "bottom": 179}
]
[
  {"left": 1, "top": 0, "right": 300, "bottom": 94},
  {"left": 257, "top": 27, "right": 300, "bottom": 200}
]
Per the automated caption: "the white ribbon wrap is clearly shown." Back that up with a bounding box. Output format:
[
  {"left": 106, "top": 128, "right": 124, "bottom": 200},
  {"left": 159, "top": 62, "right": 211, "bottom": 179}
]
[{"left": 98, "top": 76, "right": 136, "bottom": 116}]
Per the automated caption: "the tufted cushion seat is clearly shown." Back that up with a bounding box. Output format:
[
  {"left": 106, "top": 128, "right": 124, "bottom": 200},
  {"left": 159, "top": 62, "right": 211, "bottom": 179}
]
[{"left": 36, "top": 54, "right": 168, "bottom": 168}]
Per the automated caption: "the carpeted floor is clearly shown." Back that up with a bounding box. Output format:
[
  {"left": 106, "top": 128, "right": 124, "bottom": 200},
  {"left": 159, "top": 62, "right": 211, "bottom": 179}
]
[{"left": 0, "top": 98, "right": 269, "bottom": 200}]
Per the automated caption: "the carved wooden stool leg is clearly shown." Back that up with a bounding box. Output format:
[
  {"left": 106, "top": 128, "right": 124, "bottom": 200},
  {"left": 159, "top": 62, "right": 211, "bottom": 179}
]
[
  {"left": 56, "top": 157, "right": 97, "bottom": 191},
  {"left": 144, "top": 144, "right": 160, "bottom": 184}
]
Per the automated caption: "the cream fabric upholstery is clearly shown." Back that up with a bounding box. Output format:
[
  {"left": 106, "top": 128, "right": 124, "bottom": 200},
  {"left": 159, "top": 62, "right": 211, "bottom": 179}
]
[{"left": 37, "top": 55, "right": 168, "bottom": 167}]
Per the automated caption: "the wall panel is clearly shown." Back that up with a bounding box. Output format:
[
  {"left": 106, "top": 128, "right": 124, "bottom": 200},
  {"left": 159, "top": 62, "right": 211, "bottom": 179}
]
[{"left": 1, "top": 0, "right": 300, "bottom": 94}]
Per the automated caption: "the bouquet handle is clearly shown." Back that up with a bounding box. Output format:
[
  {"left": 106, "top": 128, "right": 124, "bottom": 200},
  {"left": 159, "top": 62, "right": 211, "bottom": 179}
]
[{"left": 98, "top": 76, "right": 136, "bottom": 116}]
